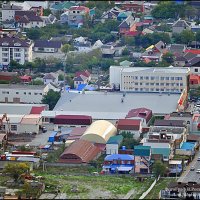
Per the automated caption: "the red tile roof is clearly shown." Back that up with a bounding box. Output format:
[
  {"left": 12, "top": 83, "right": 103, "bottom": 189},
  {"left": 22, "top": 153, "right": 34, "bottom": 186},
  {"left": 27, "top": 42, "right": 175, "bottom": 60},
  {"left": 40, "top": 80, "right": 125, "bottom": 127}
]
[
  {"left": 126, "top": 107, "right": 152, "bottom": 123},
  {"left": 125, "top": 31, "right": 141, "bottom": 37},
  {"left": 75, "top": 70, "right": 90, "bottom": 78},
  {"left": 30, "top": 106, "right": 46, "bottom": 114},
  {"left": 59, "top": 139, "right": 101, "bottom": 163},
  {"left": 20, "top": 75, "right": 32, "bottom": 82},
  {"left": 190, "top": 74, "right": 200, "bottom": 85},
  {"left": 184, "top": 49, "right": 200, "bottom": 54},
  {"left": 143, "top": 19, "right": 153, "bottom": 24},
  {"left": 117, "top": 119, "right": 141, "bottom": 130}
]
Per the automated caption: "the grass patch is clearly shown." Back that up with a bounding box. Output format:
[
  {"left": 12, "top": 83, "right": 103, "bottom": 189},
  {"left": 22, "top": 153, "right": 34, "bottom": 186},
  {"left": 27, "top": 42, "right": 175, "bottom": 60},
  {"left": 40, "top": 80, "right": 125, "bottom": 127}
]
[
  {"left": 145, "top": 178, "right": 176, "bottom": 199},
  {"left": 33, "top": 168, "right": 154, "bottom": 199}
]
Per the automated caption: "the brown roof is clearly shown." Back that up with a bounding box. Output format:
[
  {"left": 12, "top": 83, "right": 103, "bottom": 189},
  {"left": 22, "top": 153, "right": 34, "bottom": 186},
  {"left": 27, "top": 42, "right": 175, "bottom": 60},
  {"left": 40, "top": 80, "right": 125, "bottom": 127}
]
[
  {"left": 59, "top": 139, "right": 101, "bottom": 163},
  {"left": 117, "top": 119, "right": 141, "bottom": 130},
  {"left": 0, "top": 36, "right": 31, "bottom": 47},
  {"left": 187, "top": 134, "right": 200, "bottom": 142},
  {"left": 154, "top": 120, "right": 186, "bottom": 127}
]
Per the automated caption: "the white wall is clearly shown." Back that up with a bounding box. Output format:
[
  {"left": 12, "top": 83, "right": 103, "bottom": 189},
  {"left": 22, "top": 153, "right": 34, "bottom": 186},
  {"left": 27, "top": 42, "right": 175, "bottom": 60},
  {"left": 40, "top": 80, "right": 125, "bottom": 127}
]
[
  {"left": 24, "top": 1, "right": 49, "bottom": 9},
  {"left": 32, "top": 51, "right": 65, "bottom": 60},
  {"left": 2, "top": 9, "right": 16, "bottom": 21},
  {"left": 18, "top": 124, "right": 40, "bottom": 134},
  {"left": 0, "top": 88, "right": 44, "bottom": 103},
  {"left": 106, "top": 143, "right": 119, "bottom": 154},
  {"left": 109, "top": 66, "right": 123, "bottom": 87}
]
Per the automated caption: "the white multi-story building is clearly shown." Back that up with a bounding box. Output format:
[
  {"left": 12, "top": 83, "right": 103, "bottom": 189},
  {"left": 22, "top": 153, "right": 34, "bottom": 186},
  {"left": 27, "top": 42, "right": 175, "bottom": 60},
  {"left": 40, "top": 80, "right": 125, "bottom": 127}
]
[
  {"left": 0, "top": 35, "right": 33, "bottom": 66},
  {"left": 110, "top": 66, "right": 190, "bottom": 94},
  {"left": 0, "top": 83, "right": 59, "bottom": 104}
]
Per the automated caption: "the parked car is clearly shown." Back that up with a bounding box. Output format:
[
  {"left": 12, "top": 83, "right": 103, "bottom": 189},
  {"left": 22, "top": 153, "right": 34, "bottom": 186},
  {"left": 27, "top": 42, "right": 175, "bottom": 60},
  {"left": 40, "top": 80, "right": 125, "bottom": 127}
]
[
  {"left": 191, "top": 167, "right": 195, "bottom": 171},
  {"left": 196, "top": 169, "right": 200, "bottom": 173},
  {"left": 197, "top": 157, "right": 200, "bottom": 161}
]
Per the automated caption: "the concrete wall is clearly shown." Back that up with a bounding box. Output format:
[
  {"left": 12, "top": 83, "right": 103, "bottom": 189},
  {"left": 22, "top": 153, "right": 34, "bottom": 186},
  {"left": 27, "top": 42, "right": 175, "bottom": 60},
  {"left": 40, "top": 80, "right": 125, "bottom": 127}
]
[{"left": 106, "top": 143, "right": 119, "bottom": 155}]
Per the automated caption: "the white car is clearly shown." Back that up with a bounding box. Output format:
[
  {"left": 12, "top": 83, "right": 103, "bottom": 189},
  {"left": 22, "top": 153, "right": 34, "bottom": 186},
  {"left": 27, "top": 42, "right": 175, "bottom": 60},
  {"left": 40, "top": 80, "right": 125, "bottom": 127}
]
[
  {"left": 196, "top": 169, "right": 200, "bottom": 173},
  {"left": 198, "top": 157, "right": 200, "bottom": 161}
]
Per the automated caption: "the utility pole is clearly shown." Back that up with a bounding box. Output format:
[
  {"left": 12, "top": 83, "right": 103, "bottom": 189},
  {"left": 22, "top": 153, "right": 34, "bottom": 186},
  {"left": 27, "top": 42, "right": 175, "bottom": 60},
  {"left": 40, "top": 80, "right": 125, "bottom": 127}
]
[{"left": 97, "top": 67, "right": 100, "bottom": 90}]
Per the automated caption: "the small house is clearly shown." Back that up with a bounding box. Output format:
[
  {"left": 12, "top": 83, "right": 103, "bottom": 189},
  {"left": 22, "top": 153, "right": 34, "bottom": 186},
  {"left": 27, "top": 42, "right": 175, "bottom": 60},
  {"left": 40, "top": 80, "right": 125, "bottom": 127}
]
[{"left": 106, "top": 135, "right": 123, "bottom": 155}]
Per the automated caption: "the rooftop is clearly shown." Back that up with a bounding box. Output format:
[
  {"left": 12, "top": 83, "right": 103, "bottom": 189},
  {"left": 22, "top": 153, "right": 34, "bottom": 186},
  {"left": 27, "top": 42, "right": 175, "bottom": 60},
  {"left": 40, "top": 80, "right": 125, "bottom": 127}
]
[
  {"left": 0, "top": 84, "right": 45, "bottom": 90},
  {"left": 50, "top": 91, "right": 181, "bottom": 118},
  {"left": 34, "top": 40, "right": 62, "bottom": 48}
]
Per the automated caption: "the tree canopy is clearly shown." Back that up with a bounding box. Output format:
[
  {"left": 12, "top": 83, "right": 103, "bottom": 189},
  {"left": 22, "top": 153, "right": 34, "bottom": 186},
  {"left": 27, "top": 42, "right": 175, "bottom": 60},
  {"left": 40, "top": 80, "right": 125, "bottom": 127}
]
[
  {"left": 3, "top": 163, "right": 30, "bottom": 182},
  {"left": 42, "top": 89, "right": 61, "bottom": 110},
  {"left": 152, "top": 161, "right": 167, "bottom": 178}
]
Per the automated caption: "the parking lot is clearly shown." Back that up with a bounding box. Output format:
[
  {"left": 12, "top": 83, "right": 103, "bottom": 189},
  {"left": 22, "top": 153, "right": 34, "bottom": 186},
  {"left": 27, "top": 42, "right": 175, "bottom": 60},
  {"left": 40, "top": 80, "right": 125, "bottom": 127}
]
[{"left": 178, "top": 151, "right": 200, "bottom": 183}]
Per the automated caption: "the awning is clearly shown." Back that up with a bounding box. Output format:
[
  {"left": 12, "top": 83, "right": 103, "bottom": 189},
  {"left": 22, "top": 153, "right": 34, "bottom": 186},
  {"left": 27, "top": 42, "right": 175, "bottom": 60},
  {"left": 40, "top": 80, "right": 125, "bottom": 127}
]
[
  {"left": 117, "top": 166, "right": 133, "bottom": 171},
  {"left": 103, "top": 165, "right": 110, "bottom": 169}
]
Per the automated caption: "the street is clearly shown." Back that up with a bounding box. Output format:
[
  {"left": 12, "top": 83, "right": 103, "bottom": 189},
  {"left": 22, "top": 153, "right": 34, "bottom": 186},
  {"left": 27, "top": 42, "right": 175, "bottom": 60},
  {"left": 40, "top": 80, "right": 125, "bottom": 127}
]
[{"left": 178, "top": 150, "right": 200, "bottom": 183}]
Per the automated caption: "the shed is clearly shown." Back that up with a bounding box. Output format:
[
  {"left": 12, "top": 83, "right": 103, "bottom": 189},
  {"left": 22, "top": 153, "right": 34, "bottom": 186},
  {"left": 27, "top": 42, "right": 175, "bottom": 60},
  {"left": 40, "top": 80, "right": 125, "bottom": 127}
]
[
  {"left": 48, "top": 131, "right": 57, "bottom": 142},
  {"left": 17, "top": 157, "right": 40, "bottom": 169},
  {"left": 81, "top": 120, "right": 117, "bottom": 144},
  {"left": 134, "top": 145, "right": 151, "bottom": 157},
  {"left": 106, "top": 135, "right": 123, "bottom": 155},
  {"left": 59, "top": 139, "right": 101, "bottom": 163}
]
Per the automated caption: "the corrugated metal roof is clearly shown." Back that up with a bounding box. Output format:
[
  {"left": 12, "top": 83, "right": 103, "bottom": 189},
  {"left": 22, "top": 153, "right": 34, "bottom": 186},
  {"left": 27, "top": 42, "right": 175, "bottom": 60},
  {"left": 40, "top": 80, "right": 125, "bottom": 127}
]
[
  {"left": 30, "top": 106, "right": 46, "bottom": 114},
  {"left": 107, "top": 135, "right": 123, "bottom": 145},
  {"left": 151, "top": 148, "right": 170, "bottom": 156},
  {"left": 134, "top": 145, "right": 151, "bottom": 156},
  {"left": 105, "top": 154, "right": 134, "bottom": 161},
  {"left": 117, "top": 119, "right": 140, "bottom": 130},
  {"left": 60, "top": 139, "right": 101, "bottom": 163}
]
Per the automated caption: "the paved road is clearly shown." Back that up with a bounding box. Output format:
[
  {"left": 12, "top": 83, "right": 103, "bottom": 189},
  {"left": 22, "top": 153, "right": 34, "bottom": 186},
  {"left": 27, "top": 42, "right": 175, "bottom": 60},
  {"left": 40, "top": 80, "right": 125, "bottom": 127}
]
[
  {"left": 178, "top": 151, "right": 200, "bottom": 183},
  {"left": 29, "top": 131, "right": 53, "bottom": 147}
]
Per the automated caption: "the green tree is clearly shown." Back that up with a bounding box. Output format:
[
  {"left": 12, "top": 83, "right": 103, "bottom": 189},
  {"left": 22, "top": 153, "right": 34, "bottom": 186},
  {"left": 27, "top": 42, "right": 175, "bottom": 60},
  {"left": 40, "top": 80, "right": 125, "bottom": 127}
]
[
  {"left": 153, "top": 161, "right": 167, "bottom": 178},
  {"left": 180, "top": 30, "right": 195, "bottom": 45},
  {"left": 43, "top": 8, "right": 52, "bottom": 16},
  {"left": 26, "top": 29, "right": 41, "bottom": 40},
  {"left": 32, "top": 79, "right": 43, "bottom": 85},
  {"left": 42, "top": 89, "right": 61, "bottom": 110},
  {"left": 65, "top": 75, "right": 74, "bottom": 89},
  {"left": 3, "top": 163, "right": 30, "bottom": 182},
  {"left": 122, "top": 48, "right": 130, "bottom": 56},
  {"left": 120, "top": 131, "right": 140, "bottom": 149},
  {"left": 196, "top": 31, "right": 200, "bottom": 43},
  {"left": 162, "top": 52, "right": 175, "bottom": 64},
  {"left": 58, "top": 74, "right": 64, "bottom": 81},
  {"left": 10, "top": 76, "right": 21, "bottom": 84},
  {"left": 61, "top": 44, "right": 71, "bottom": 55}
]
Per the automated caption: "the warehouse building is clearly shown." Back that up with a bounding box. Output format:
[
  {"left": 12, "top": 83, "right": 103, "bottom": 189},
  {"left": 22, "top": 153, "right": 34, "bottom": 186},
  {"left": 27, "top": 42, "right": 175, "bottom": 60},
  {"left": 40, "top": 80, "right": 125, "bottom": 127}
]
[
  {"left": 81, "top": 120, "right": 117, "bottom": 144},
  {"left": 59, "top": 139, "right": 101, "bottom": 164}
]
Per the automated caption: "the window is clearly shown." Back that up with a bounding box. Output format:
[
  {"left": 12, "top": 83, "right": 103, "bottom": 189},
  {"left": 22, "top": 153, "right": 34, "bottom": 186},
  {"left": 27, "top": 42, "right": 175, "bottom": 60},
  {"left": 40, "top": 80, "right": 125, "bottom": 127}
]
[
  {"left": 156, "top": 88, "right": 159, "bottom": 91},
  {"left": 145, "top": 76, "right": 149, "bottom": 80},
  {"left": 150, "top": 83, "right": 154, "bottom": 85},
  {"left": 160, "top": 83, "right": 164, "bottom": 86},
  {"left": 140, "top": 88, "right": 143, "bottom": 91},
  {"left": 161, "top": 77, "right": 165, "bottom": 80},
  {"left": 171, "top": 77, "right": 174, "bottom": 80},
  {"left": 14, "top": 53, "right": 21, "bottom": 57},
  {"left": 176, "top": 83, "right": 179, "bottom": 86},
  {"left": 15, "top": 48, "right": 21, "bottom": 52},
  {"left": 156, "top": 83, "right": 159, "bottom": 86},
  {"left": 150, "top": 76, "right": 155, "bottom": 80},
  {"left": 175, "top": 77, "right": 179, "bottom": 80},
  {"left": 165, "top": 77, "right": 169, "bottom": 80},
  {"left": 145, "top": 83, "right": 149, "bottom": 85},
  {"left": 2, "top": 53, "right": 8, "bottom": 57},
  {"left": 140, "top": 76, "right": 143, "bottom": 80},
  {"left": 135, "top": 88, "right": 138, "bottom": 91},
  {"left": 166, "top": 83, "right": 169, "bottom": 86},
  {"left": 180, "top": 83, "right": 183, "bottom": 86},
  {"left": 40, "top": 93, "right": 42, "bottom": 95},
  {"left": 29, "top": 92, "right": 31, "bottom": 95},
  {"left": 2, "top": 48, "right": 8, "bottom": 51},
  {"left": 11, "top": 125, "right": 17, "bottom": 131},
  {"left": 0, "top": 125, "right": 5, "bottom": 130},
  {"left": 195, "top": 68, "right": 198, "bottom": 72},
  {"left": 135, "top": 76, "right": 138, "bottom": 80},
  {"left": 135, "top": 83, "right": 138, "bottom": 85},
  {"left": 2, "top": 58, "right": 8, "bottom": 62},
  {"left": 140, "top": 83, "right": 142, "bottom": 85},
  {"left": 24, "top": 92, "right": 26, "bottom": 95},
  {"left": 34, "top": 93, "right": 38, "bottom": 95},
  {"left": 16, "top": 92, "right": 19, "bottom": 94}
]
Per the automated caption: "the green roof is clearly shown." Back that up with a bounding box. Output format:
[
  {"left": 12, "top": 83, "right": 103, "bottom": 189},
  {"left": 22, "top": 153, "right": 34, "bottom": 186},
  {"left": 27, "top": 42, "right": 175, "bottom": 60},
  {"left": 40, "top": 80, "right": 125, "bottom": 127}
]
[
  {"left": 107, "top": 135, "right": 123, "bottom": 145},
  {"left": 134, "top": 145, "right": 151, "bottom": 156},
  {"left": 120, "top": 60, "right": 132, "bottom": 66},
  {"left": 134, "top": 145, "right": 151, "bottom": 150},
  {"left": 152, "top": 148, "right": 170, "bottom": 157},
  {"left": 51, "top": 2, "right": 76, "bottom": 10}
]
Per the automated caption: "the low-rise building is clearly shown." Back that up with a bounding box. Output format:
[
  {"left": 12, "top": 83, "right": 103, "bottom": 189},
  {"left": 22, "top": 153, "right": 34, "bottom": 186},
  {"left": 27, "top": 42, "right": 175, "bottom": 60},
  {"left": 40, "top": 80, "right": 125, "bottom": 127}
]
[
  {"left": 106, "top": 135, "right": 123, "bottom": 155},
  {"left": 43, "top": 73, "right": 58, "bottom": 85},
  {"left": 172, "top": 19, "right": 191, "bottom": 34},
  {"left": 0, "top": 83, "right": 58, "bottom": 103}
]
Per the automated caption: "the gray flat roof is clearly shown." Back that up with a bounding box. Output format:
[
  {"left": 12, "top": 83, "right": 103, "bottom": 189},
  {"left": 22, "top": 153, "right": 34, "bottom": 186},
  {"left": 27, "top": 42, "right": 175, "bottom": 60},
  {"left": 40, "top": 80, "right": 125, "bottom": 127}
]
[
  {"left": 0, "top": 84, "right": 45, "bottom": 90},
  {"left": 52, "top": 91, "right": 181, "bottom": 118},
  {"left": 0, "top": 103, "right": 47, "bottom": 115}
]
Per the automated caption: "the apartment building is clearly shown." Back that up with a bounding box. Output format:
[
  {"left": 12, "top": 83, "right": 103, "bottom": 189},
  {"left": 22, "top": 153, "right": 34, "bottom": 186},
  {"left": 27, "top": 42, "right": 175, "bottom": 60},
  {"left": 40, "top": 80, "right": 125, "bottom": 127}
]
[
  {"left": 110, "top": 66, "right": 190, "bottom": 94},
  {"left": 0, "top": 35, "right": 33, "bottom": 66}
]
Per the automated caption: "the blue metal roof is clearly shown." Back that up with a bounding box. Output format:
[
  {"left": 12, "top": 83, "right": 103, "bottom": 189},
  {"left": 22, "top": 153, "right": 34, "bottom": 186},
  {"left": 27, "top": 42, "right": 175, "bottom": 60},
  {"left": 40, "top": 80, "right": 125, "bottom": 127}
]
[
  {"left": 77, "top": 84, "right": 87, "bottom": 91},
  {"left": 105, "top": 154, "right": 134, "bottom": 161},
  {"left": 180, "top": 142, "right": 195, "bottom": 150}
]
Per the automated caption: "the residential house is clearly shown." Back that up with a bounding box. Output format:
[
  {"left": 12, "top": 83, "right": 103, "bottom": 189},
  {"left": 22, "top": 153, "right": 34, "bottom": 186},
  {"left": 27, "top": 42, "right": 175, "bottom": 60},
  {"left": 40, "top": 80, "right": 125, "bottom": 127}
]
[
  {"left": 119, "top": 15, "right": 140, "bottom": 35},
  {"left": 120, "top": 1, "right": 145, "bottom": 14},
  {"left": 189, "top": 74, "right": 200, "bottom": 89},
  {"left": 154, "top": 119, "right": 187, "bottom": 128},
  {"left": 15, "top": 10, "right": 45, "bottom": 29},
  {"left": 116, "top": 119, "right": 142, "bottom": 139},
  {"left": 184, "top": 55, "right": 200, "bottom": 75},
  {"left": 0, "top": 83, "right": 59, "bottom": 103},
  {"left": 41, "top": 14, "right": 57, "bottom": 25},
  {"left": 74, "top": 41, "right": 92, "bottom": 53},
  {"left": 106, "top": 135, "right": 123, "bottom": 155},
  {"left": 142, "top": 26, "right": 156, "bottom": 35},
  {"left": 60, "top": 11, "right": 69, "bottom": 24},
  {"left": 2, "top": 3, "right": 22, "bottom": 22},
  {"left": 101, "top": 7, "right": 123, "bottom": 23},
  {"left": 168, "top": 160, "right": 183, "bottom": 175},
  {"left": 188, "top": 41, "right": 200, "bottom": 49},
  {"left": 175, "top": 141, "right": 196, "bottom": 156},
  {"left": 141, "top": 41, "right": 168, "bottom": 62},
  {"left": 73, "top": 75, "right": 88, "bottom": 89},
  {"left": 101, "top": 44, "right": 116, "bottom": 58},
  {"left": 30, "top": 6, "right": 43, "bottom": 16},
  {"left": 166, "top": 112, "right": 193, "bottom": 131},
  {"left": 20, "top": 75, "right": 32, "bottom": 83},
  {"left": 50, "top": 1, "right": 76, "bottom": 15},
  {"left": 134, "top": 145, "right": 151, "bottom": 174},
  {"left": 50, "top": 35, "right": 73, "bottom": 43},
  {"left": 43, "top": 73, "right": 58, "bottom": 85},
  {"left": 0, "top": 35, "right": 33, "bottom": 66},
  {"left": 92, "top": 40, "right": 104, "bottom": 50},
  {"left": 67, "top": 6, "right": 90, "bottom": 28},
  {"left": 167, "top": 44, "right": 186, "bottom": 57},
  {"left": 125, "top": 107, "right": 152, "bottom": 127},
  {"left": 32, "top": 40, "right": 64, "bottom": 60},
  {"left": 174, "top": 56, "right": 188, "bottom": 67},
  {"left": 172, "top": 19, "right": 191, "bottom": 34},
  {"left": 117, "top": 11, "right": 132, "bottom": 21},
  {"left": 102, "top": 154, "right": 134, "bottom": 174},
  {"left": 160, "top": 182, "right": 200, "bottom": 200}
]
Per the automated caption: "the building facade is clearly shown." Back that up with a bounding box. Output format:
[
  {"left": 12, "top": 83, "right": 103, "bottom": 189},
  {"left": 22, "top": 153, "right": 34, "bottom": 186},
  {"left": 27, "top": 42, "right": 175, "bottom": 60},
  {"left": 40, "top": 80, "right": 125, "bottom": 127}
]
[
  {"left": 110, "top": 66, "right": 190, "bottom": 94},
  {"left": 0, "top": 35, "right": 33, "bottom": 66}
]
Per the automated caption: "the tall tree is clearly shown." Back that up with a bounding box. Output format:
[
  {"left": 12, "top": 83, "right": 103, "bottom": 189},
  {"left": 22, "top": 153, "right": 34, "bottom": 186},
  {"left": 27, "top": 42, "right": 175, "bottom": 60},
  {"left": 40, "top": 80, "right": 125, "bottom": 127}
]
[
  {"left": 162, "top": 52, "right": 175, "bottom": 64},
  {"left": 153, "top": 161, "right": 167, "bottom": 178},
  {"left": 180, "top": 30, "right": 195, "bottom": 45},
  {"left": 42, "top": 89, "right": 61, "bottom": 110}
]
